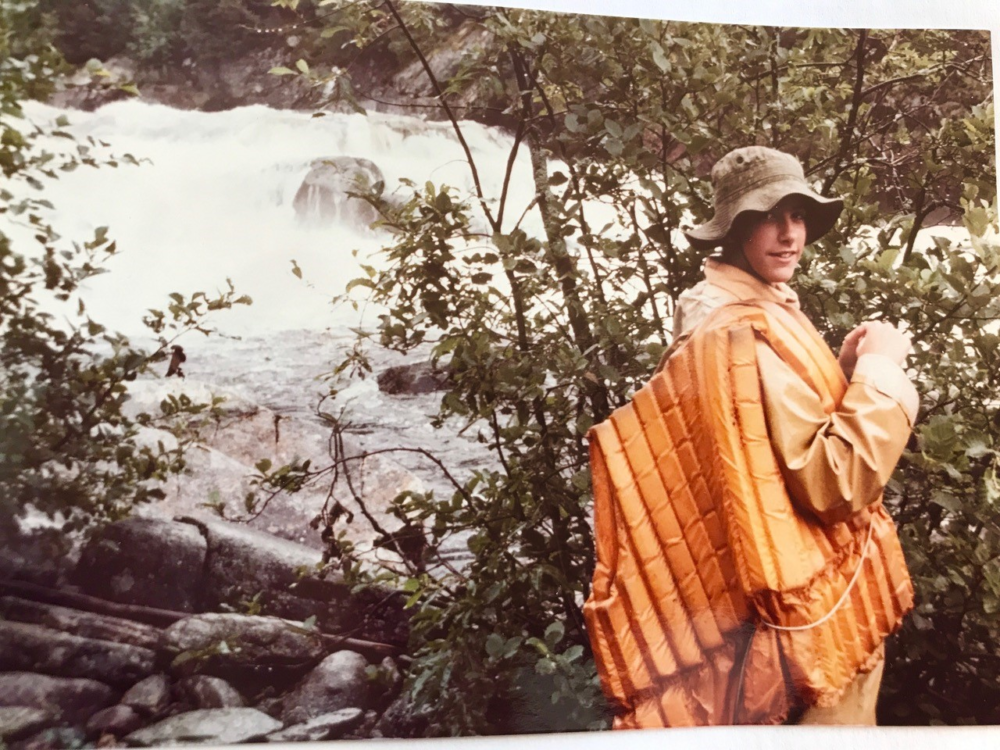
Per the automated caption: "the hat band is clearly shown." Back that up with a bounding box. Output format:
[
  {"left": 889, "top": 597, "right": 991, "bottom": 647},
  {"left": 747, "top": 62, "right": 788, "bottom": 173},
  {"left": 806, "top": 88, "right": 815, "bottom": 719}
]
[{"left": 715, "top": 171, "right": 810, "bottom": 206}]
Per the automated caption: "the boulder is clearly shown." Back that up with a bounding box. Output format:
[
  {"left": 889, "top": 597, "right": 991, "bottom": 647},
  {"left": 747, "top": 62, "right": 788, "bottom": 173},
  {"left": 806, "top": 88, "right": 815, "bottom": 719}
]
[
  {"left": 292, "top": 156, "right": 383, "bottom": 227},
  {"left": 0, "top": 673, "right": 116, "bottom": 725},
  {"left": 120, "top": 674, "right": 172, "bottom": 717},
  {"left": 14, "top": 726, "right": 87, "bottom": 750},
  {"left": 346, "top": 709, "right": 381, "bottom": 740},
  {"left": 85, "top": 705, "right": 144, "bottom": 737},
  {"left": 281, "top": 650, "right": 369, "bottom": 725},
  {"left": 124, "top": 708, "right": 281, "bottom": 746},
  {"left": 264, "top": 708, "right": 363, "bottom": 742},
  {"left": 376, "top": 361, "right": 450, "bottom": 395},
  {"left": 178, "top": 516, "right": 345, "bottom": 621},
  {"left": 0, "top": 707, "right": 55, "bottom": 742},
  {"left": 178, "top": 676, "right": 244, "bottom": 709},
  {"left": 0, "top": 597, "right": 162, "bottom": 650},
  {"left": 72, "top": 517, "right": 207, "bottom": 612},
  {"left": 161, "top": 614, "right": 324, "bottom": 679},
  {"left": 0, "top": 622, "right": 156, "bottom": 686},
  {"left": 373, "top": 691, "right": 431, "bottom": 739}
]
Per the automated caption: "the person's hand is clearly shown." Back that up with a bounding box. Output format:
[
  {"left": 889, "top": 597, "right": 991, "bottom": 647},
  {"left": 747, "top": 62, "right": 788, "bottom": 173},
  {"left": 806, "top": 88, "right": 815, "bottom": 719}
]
[
  {"left": 838, "top": 323, "right": 870, "bottom": 378},
  {"left": 854, "top": 320, "right": 912, "bottom": 367}
]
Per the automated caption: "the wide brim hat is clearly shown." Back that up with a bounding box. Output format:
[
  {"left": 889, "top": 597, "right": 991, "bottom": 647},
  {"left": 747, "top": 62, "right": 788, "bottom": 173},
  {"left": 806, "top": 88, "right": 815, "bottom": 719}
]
[{"left": 683, "top": 146, "right": 844, "bottom": 251}]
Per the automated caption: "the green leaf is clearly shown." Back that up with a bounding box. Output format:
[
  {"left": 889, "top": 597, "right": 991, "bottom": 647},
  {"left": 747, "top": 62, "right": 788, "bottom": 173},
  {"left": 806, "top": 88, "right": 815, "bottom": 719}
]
[
  {"left": 296, "top": 59, "right": 310, "bottom": 74},
  {"left": 346, "top": 278, "right": 375, "bottom": 293},
  {"left": 485, "top": 633, "right": 505, "bottom": 659},
  {"left": 544, "top": 621, "right": 564, "bottom": 647},
  {"left": 651, "top": 43, "right": 671, "bottom": 73},
  {"left": 269, "top": 66, "right": 297, "bottom": 76}
]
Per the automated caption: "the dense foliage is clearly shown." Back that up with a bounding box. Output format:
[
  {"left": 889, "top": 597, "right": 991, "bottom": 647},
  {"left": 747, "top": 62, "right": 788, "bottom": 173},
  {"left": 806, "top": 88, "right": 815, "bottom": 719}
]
[
  {"left": 262, "top": 4, "right": 997, "bottom": 732},
  {"left": 1, "top": 1, "right": 250, "bottom": 541},
  {"left": 31, "top": 0, "right": 300, "bottom": 67}
]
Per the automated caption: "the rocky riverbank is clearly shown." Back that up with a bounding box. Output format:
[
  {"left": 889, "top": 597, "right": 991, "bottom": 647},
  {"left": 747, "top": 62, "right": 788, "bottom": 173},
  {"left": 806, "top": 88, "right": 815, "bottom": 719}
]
[{"left": 0, "top": 515, "right": 430, "bottom": 746}]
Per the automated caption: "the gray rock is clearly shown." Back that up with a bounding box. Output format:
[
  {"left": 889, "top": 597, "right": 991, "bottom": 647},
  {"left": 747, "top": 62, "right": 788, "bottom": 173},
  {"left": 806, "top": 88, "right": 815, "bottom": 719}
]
[
  {"left": 85, "top": 705, "right": 144, "bottom": 737},
  {"left": 162, "top": 614, "right": 323, "bottom": 677},
  {"left": 377, "top": 362, "right": 450, "bottom": 395},
  {"left": 0, "top": 525, "right": 73, "bottom": 588},
  {"left": 375, "top": 656, "right": 403, "bottom": 707},
  {"left": 281, "top": 651, "right": 369, "bottom": 725},
  {"left": 120, "top": 674, "right": 172, "bottom": 717},
  {"left": 264, "top": 708, "right": 363, "bottom": 742},
  {"left": 253, "top": 694, "right": 283, "bottom": 719},
  {"left": 73, "top": 517, "right": 207, "bottom": 612},
  {"left": 124, "top": 708, "right": 281, "bottom": 746},
  {"left": 0, "top": 597, "right": 162, "bottom": 650},
  {"left": 178, "top": 516, "right": 345, "bottom": 621},
  {"left": 0, "top": 673, "right": 116, "bottom": 724},
  {"left": 178, "top": 676, "right": 244, "bottom": 709},
  {"left": 373, "top": 691, "right": 431, "bottom": 739},
  {"left": 15, "top": 726, "right": 87, "bottom": 750},
  {"left": 292, "top": 156, "right": 384, "bottom": 227},
  {"left": 0, "top": 707, "right": 55, "bottom": 741},
  {"left": 0, "top": 622, "right": 156, "bottom": 686}
]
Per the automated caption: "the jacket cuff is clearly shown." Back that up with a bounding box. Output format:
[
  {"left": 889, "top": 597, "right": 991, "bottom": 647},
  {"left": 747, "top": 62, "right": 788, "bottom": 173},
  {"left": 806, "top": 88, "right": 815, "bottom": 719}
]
[{"left": 851, "top": 353, "right": 920, "bottom": 425}]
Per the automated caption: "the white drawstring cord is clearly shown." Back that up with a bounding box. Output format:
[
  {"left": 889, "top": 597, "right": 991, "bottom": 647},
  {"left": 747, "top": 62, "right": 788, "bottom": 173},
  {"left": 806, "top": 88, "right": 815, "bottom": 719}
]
[{"left": 758, "top": 519, "right": 874, "bottom": 632}]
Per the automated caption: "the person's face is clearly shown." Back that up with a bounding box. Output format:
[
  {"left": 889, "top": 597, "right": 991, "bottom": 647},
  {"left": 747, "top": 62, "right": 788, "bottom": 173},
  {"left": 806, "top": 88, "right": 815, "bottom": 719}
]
[{"left": 740, "top": 195, "right": 809, "bottom": 284}]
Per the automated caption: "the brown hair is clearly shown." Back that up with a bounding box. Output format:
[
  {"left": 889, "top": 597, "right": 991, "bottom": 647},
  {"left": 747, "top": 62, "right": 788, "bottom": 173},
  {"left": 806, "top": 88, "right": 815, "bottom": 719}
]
[{"left": 719, "top": 211, "right": 763, "bottom": 263}]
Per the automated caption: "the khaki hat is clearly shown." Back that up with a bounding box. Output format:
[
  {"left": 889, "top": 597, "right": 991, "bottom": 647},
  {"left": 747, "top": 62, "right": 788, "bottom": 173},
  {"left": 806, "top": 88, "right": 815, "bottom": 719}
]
[{"left": 683, "top": 146, "right": 844, "bottom": 251}]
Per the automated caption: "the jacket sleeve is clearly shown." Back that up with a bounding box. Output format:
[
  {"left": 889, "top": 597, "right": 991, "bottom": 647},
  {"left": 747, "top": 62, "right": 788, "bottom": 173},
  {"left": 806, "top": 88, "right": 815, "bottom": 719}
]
[{"left": 756, "top": 342, "right": 919, "bottom": 526}]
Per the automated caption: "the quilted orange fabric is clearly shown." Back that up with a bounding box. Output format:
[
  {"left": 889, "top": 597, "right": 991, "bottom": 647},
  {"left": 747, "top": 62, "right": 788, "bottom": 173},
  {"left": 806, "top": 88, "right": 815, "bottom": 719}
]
[{"left": 583, "top": 300, "right": 913, "bottom": 728}]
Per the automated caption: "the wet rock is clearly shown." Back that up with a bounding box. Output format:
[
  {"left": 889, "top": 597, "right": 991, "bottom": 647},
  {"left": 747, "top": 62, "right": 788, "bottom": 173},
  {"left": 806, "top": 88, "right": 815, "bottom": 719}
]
[
  {"left": 0, "top": 707, "right": 54, "bottom": 742},
  {"left": 85, "top": 705, "right": 143, "bottom": 737},
  {"left": 178, "top": 676, "right": 244, "bottom": 709},
  {"left": 73, "top": 517, "right": 207, "bottom": 612},
  {"left": 0, "top": 622, "right": 156, "bottom": 686},
  {"left": 162, "top": 613, "right": 324, "bottom": 678},
  {"left": 292, "top": 157, "right": 383, "bottom": 227},
  {"left": 265, "top": 708, "right": 363, "bottom": 742},
  {"left": 0, "top": 673, "right": 116, "bottom": 725},
  {"left": 281, "top": 651, "right": 369, "bottom": 725},
  {"left": 124, "top": 708, "right": 281, "bottom": 746},
  {"left": 0, "top": 597, "right": 162, "bottom": 651},
  {"left": 376, "top": 361, "right": 450, "bottom": 395},
  {"left": 120, "top": 675, "right": 172, "bottom": 717}
]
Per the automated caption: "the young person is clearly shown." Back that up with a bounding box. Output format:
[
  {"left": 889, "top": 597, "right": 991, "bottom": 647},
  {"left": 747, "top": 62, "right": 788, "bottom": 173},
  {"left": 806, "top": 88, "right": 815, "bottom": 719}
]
[{"left": 584, "top": 146, "right": 918, "bottom": 727}]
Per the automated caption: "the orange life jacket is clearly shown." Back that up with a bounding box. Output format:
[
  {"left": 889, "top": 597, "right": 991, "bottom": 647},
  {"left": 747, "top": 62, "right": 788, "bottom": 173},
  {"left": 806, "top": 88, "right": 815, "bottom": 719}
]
[{"left": 583, "top": 300, "right": 913, "bottom": 728}]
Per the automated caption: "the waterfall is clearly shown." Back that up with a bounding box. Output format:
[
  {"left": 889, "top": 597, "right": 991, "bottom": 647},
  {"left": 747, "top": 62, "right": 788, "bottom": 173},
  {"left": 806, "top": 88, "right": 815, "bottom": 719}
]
[{"left": 14, "top": 99, "right": 545, "bottom": 340}]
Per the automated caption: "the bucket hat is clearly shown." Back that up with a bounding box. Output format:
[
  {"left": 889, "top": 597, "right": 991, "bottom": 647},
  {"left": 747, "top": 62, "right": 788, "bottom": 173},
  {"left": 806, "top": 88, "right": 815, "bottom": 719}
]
[{"left": 683, "top": 146, "right": 844, "bottom": 251}]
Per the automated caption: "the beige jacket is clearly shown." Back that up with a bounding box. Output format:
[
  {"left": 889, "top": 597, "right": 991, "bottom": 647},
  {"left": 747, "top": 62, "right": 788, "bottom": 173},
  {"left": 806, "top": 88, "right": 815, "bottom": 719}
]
[{"left": 674, "top": 257, "right": 919, "bottom": 526}]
